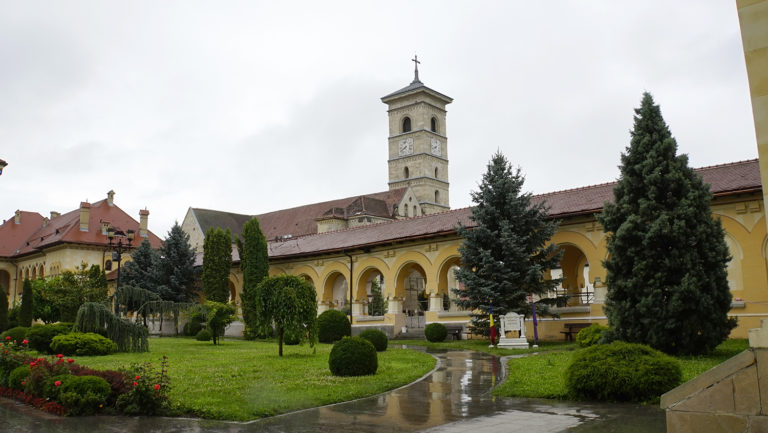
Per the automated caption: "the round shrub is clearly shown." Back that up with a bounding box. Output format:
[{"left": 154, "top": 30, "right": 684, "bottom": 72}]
[
  {"left": 25, "top": 323, "right": 73, "bottom": 353},
  {"left": 50, "top": 332, "right": 117, "bottom": 356},
  {"left": 9, "top": 365, "right": 31, "bottom": 390},
  {"left": 43, "top": 374, "right": 73, "bottom": 401},
  {"left": 283, "top": 329, "right": 301, "bottom": 346},
  {"left": 1, "top": 326, "right": 29, "bottom": 343},
  {"left": 59, "top": 375, "right": 111, "bottom": 415},
  {"left": 565, "top": 341, "right": 682, "bottom": 402},
  {"left": 359, "top": 329, "right": 388, "bottom": 352},
  {"left": 183, "top": 312, "right": 204, "bottom": 337},
  {"left": 576, "top": 323, "right": 609, "bottom": 348},
  {"left": 328, "top": 337, "right": 378, "bottom": 377},
  {"left": 425, "top": 323, "right": 447, "bottom": 342},
  {"left": 318, "top": 309, "right": 351, "bottom": 343},
  {"left": 195, "top": 328, "right": 212, "bottom": 341}
]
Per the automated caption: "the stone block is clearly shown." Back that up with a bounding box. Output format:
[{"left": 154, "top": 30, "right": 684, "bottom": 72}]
[
  {"left": 661, "top": 350, "right": 755, "bottom": 409},
  {"left": 674, "top": 377, "right": 734, "bottom": 413},
  {"left": 666, "top": 411, "right": 747, "bottom": 433},
  {"left": 754, "top": 349, "right": 768, "bottom": 414},
  {"left": 734, "top": 365, "right": 761, "bottom": 415}
]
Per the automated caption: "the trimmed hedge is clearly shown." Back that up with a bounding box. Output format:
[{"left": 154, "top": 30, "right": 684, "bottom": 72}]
[
  {"left": 328, "top": 337, "right": 378, "bottom": 376},
  {"left": 25, "top": 323, "right": 73, "bottom": 353},
  {"left": 50, "top": 332, "right": 117, "bottom": 356},
  {"left": 195, "top": 329, "right": 212, "bottom": 341},
  {"left": 59, "top": 375, "right": 111, "bottom": 415},
  {"left": 1, "top": 326, "right": 29, "bottom": 343},
  {"left": 565, "top": 341, "right": 682, "bottom": 401},
  {"left": 576, "top": 324, "right": 609, "bottom": 348},
  {"left": 9, "top": 365, "right": 31, "bottom": 389},
  {"left": 318, "top": 309, "right": 351, "bottom": 343},
  {"left": 425, "top": 323, "right": 447, "bottom": 342},
  {"left": 359, "top": 329, "right": 388, "bottom": 352},
  {"left": 284, "top": 329, "right": 301, "bottom": 346}
]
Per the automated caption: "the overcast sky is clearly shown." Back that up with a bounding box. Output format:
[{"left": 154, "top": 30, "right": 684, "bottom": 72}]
[{"left": 0, "top": 1, "right": 758, "bottom": 238}]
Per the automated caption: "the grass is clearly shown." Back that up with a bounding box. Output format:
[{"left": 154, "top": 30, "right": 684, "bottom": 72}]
[
  {"left": 492, "top": 339, "right": 750, "bottom": 400},
  {"left": 74, "top": 336, "right": 436, "bottom": 421}
]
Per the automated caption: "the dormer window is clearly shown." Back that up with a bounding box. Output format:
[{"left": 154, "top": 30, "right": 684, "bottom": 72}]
[
  {"left": 402, "top": 117, "right": 412, "bottom": 133},
  {"left": 431, "top": 117, "right": 437, "bottom": 133}
]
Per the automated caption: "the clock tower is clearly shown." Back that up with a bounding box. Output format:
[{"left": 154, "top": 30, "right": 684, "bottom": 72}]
[{"left": 381, "top": 57, "right": 452, "bottom": 215}]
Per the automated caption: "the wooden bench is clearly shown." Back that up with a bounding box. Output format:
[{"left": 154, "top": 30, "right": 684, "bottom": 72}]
[{"left": 561, "top": 323, "right": 591, "bottom": 341}]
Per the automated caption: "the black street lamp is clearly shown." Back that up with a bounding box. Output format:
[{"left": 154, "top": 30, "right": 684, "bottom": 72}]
[
  {"left": 107, "top": 227, "right": 135, "bottom": 315},
  {"left": 0, "top": 159, "right": 7, "bottom": 176}
]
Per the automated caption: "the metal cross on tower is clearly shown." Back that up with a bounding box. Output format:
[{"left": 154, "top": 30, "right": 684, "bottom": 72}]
[{"left": 411, "top": 55, "right": 421, "bottom": 83}]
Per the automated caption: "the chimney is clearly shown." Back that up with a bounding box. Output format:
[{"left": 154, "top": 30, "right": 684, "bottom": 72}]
[
  {"left": 14, "top": 210, "right": 20, "bottom": 224},
  {"left": 107, "top": 190, "right": 115, "bottom": 206},
  {"left": 101, "top": 220, "right": 110, "bottom": 235},
  {"left": 43, "top": 217, "right": 49, "bottom": 228},
  {"left": 139, "top": 209, "right": 149, "bottom": 237},
  {"left": 50, "top": 211, "right": 60, "bottom": 219},
  {"left": 79, "top": 202, "right": 90, "bottom": 232}
]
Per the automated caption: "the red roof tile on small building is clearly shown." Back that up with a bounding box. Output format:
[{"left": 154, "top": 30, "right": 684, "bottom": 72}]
[{"left": 0, "top": 211, "right": 45, "bottom": 257}]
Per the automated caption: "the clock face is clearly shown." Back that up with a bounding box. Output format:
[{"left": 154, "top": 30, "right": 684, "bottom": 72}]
[
  {"left": 431, "top": 138, "right": 442, "bottom": 156},
  {"left": 398, "top": 138, "right": 413, "bottom": 156}
]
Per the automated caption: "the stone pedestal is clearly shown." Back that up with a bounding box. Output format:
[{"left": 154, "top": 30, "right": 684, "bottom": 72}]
[
  {"left": 388, "top": 297, "right": 404, "bottom": 315},
  {"left": 351, "top": 300, "right": 366, "bottom": 316},
  {"left": 317, "top": 301, "right": 330, "bottom": 315},
  {"left": 497, "top": 313, "right": 529, "bottom": 349}
]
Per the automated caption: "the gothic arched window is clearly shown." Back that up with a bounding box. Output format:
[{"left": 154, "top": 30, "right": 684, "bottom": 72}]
[
  {"left": 434, "top": 167, "right": 438, "bottom": 178},
  {"left": 404, "top": 166, "right": 409, "bottom": 179},
  {"left": 435, "top": 190, "right": 440, "bottom": 203},
  {"left": 431, "top": 117, "right": 437, "bottom": 133},
  {"left": 402, "top": 117, "right": 412, "bottom": 133}
]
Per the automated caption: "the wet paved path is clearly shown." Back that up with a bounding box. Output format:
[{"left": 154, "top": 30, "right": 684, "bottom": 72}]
[{"left": 0, "top": 347, "right": 665, "bottom": 432}]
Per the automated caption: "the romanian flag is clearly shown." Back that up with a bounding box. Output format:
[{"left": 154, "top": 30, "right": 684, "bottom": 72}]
[{"left": 489, "top": 300, "right": 497, "bottom": 345}]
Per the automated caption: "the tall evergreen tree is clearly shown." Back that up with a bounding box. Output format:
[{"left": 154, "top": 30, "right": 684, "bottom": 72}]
[
  {"left": 598, "top": 92, "right": 736, "bottom": 355},
  {"left": 237, "top": 217, "right": 270, "bottom": 339},
  {"left": 121, "top": 239, "right": 162, "bottom": 296},
  {"left": 158, "top": 223, "right": 197, "bottom": 303},
  {"left": 19, "top": 278, "right": 34, "bottom": 327},
  {"left": 0, "top": 286, "right": 8, "bottom": 331},
  {"left": 454, "top": 151, "right": 561, "bottom": 335},
  {"left": 202, "top": 227, "right": 232, "bottom": 303}
]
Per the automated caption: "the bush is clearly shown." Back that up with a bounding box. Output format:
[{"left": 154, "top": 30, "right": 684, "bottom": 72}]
[
  {"left": 183, "top": 312, "right": 204, "bottom": 337},
  {"left": 9, "top": 365, "right": 31, "bottom": 389},
  {"left": 1, "top": 326, "right": 29, "bottom": 344},
  {"left": 43, "top": 374, "right": 73, "bottom": 401},
  {"left": 565, "top": 341, "right": 682, "bottom": 402},
  {"left": 576, "top": 324, "right": 609, "bottom": 348},
  {"left": 50, "top": 332, "right": 117, "bottom": 356},
  {"left": 195, "top": 329, "right": 212, "bottom": 341},
  {"left": 359, "top": 329, "right": 388, "bottom": 352},
  {"left": 283, "top": 329, "right": 301, "bottom": 346},
  {"left": 328, "top": 337, "right": 378, "bottom": 377},
  {"left": 25, "top": 323, "right": 73, "bottom": 353},
  {"left": 116, "top": 356, "right": 171, "bottom": 416},
  {"left": 425, "top": 323, "right": 447, "bottom": 342},
  {"left": 318, "top": 309, "right": 350, "bottom": 343},
  {"left": 59, "top": 375, "right": 111, "bottom": 415}
]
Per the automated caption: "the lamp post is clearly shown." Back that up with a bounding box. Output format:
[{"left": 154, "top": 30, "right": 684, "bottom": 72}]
[
  {"left": 107, "top": 227, "right": 134, "bottom": 315},
  {"left": 0, "top": 159, "right": 7, "bottom": 176}
]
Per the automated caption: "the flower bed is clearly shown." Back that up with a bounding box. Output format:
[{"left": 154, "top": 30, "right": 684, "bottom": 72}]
[{"left": 0, "top": 337, "right": 170, "bottom": 416}]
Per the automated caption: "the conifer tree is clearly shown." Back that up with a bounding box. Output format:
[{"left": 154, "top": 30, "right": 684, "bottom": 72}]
[
  {"left": 0, "top": 286, "right": 8, "bottom": 331},
  {"left": 202, "top": 227, "right": 232, "bottom": 303},
  {"left": 368, "top": 278, "right": 386, "bottom": 316},
  {"left": 121, "top": 239, "right": 161, "bottom": 296},
  {"left": 237, "top": 217, "right": 269, "bottom": 339},
  {"left": 598, "top": 92, "right": 736, "bottom": 355},
  {"left": 454, "top": 151, "right": 561, "bottom": 335},
  {"left": 158, "top": 223, "right": 197, "bottom": 303},
  {"left": 20, "top": 278, "right": 34, "bottom": 327}
]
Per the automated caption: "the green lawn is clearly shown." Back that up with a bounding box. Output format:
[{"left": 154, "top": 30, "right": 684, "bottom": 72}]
[
  {"left": 492, "top": 339, "right": 750, "bottom": 400},
  {"left": 74, "top": 337, "right": 436, "bottom": 421}
]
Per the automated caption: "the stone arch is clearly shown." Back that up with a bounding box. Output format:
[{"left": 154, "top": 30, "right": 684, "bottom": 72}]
[
  {"left": 553, "top": 242, "right": 592, "bottom": 305},
  {"left": 724, "top": 232, "right": 744, "bottom": 293},
  {"left": 291, "top": 265, "right": 319, "bottom": 291},
  {"left": 228, "top": 279, "right": 237, "bottom": 303},
  {"left": 268, "top": 266, "right": 287, "bottom": 277},
  {"left": 430, "top": 116, "right": 438, "bottom": 133},
  {"left": 550, "top": 230, "right": 605, "bottom": 284},
  {"left": 0, "top": 270, "right": 10, "bottom": 295},
  {"left": 393, "top": 255, "right": 430, "bottom": 314},
  {"left": 402, "top": 116, "right": 412, "bottom": 133},
  {"left": 436, "top": 255, "right": 462, "bottom": 312},
  {"left": 356, "top": 265, "right": 385, "bottom": 302},
  {"left": 404, "top": 166, "right": 410, "bottom": 179},
  {"left": 323, "top": 271, "right": 348, "bottom": 309}
]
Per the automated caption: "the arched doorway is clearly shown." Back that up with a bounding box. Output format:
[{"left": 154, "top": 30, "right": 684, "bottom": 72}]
[
  {"left": 437, "top": 257, "right": 463, "bottom": 312},
  {"left": 357, "top": 267, "right": 385, "bottom": 316},
  {"left": 396, "top": 262, "right": 427, "bottom": 329},
  {"left": 323, "top": 271, "right": 348, "bottom": 311},
  {"left": 553, "top": 244, "right": 593, "bottom": 306}
]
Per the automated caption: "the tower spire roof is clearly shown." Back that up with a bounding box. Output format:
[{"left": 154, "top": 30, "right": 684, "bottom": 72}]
[{"left": 380, "top": 56, "right": 452, "bottom": 103}]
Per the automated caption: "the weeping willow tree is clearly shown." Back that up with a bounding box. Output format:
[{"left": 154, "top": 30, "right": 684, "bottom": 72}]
[
  {"left": 138, "top": 300, "right": 197, "bottom": 335},
  {"left": 74, "top": 302, "right": 149, "bottom": 352},
  {"left": 115, "top": 285, "right": 160, "bottom": 324}
]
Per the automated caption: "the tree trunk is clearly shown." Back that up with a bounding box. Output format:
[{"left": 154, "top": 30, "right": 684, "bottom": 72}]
[{"left": 278, "top": 328, "right": 284, "bottom": 356}]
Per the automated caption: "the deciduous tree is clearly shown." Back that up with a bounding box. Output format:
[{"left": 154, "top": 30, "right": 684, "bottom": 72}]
[{"left": 255, "top": 275, "right": 317, "bottom": 356}]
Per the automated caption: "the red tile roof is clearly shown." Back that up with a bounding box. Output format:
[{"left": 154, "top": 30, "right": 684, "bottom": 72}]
[
  {"left": 1, "top": 199, "right": 163, "bottom": 259},
  {"left": 0, "top": 212, "right": 45, "bottom": 257},
  {"left": 267, "top": 159, "right": 762, "bottom": 259}
]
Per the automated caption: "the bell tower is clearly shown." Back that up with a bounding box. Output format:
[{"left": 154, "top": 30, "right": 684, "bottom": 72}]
[{"left": 381, "top": 56, "right": 452, "bottom": 215}]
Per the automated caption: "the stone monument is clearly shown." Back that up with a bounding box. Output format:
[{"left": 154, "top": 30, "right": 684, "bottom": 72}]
[{"left": 497, "top": 313, "right": 529, "bottom": 349}]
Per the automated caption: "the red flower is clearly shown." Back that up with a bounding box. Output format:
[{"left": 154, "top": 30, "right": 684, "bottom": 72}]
[
  {"left": 21, "top": 381, "right": 25, "bottom": 386},
  {"left": 4, "top": 336, "right": 9, "bottom": 341},
  {"left": 135, "top": 375, "right": 141, "bottom": 380},
  {"left": 154, "top": 384, "right": 161, "bottom": 390},
  {"left": 67, "top": 358, "right": 74, "bottom": 363},
  {"left": 37, "top": 357, "right": 43, "bottom": 362},
  {"left": 29, "top": 362, "right": 36, "bottom": 367},
  {"left": 54, "top": 381, "right": 61, "bottom": 387},
  {"left": 56, "top": 354, "right": 64, "bottom": 359},
  {"left": 21, "top": 339, "right": 28, "bottom": 345},
  {"left": 133, "top": 381, "right": 138, "bottom": 386}
]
